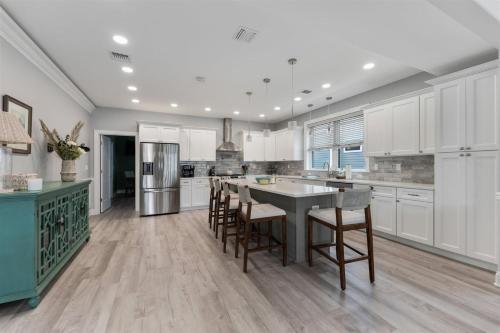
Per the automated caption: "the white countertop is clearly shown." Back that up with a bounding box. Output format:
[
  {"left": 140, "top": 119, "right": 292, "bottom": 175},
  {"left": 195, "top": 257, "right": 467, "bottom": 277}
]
[
  {"left": 226, "top": 179, "right": 338, "bottom": 198},
  {"left": 274, "top": 175, "right": 434, "bottom": 191}
]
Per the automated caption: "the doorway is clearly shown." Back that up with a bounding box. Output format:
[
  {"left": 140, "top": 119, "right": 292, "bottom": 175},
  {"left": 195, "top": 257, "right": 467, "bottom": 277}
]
[{"left": 100, "top": 135, "right": 136, "bottom": 213}]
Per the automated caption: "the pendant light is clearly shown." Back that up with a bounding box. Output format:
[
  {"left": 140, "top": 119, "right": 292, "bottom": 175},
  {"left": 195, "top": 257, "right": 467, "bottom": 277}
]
[
  {"left": 326, "top": 96, "right": 333, "bottom": 133},
  {"left": 262, "top": 78, "right": 272, "bottom": 137},
  {"left": 246, "top": 91, "right": 253, "bottom": 142},
  {"left": 287, "top": 58, "right": 298, "bottom": 130}
]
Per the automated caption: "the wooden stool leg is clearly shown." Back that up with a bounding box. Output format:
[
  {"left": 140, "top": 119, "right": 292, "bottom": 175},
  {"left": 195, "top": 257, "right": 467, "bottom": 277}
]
[
  {"left": 243, "top": 221, "right": 251, "bottom": 273},
  {"left": 208, "top": 200, "right": 213, "bottom": 228},
  {"left": 257, "top": 224, "right": 261, "bottom": 248},
  {"left": 215, "top": 206, "right": 220, "bottom": 239},
  {"left": 336, "top": 228, "right": 346, "bottom": 290},
  {"left": 235, "top": 215, "right": 241, "bottom": 258},
  {"left": 267, "top": 221, "right": 272, "bottom": 253},
  {"left": 281, "top": 215, "right": 287, "bottom": 267},
  {"left": 307, "top": 217, "right": 313, "bottom": 267},
  {"left": 222, "top": 208, "right": 228, "bottom": 253},
  {"left": 366, "top": 208, "right": 375, "bottom": 283}
]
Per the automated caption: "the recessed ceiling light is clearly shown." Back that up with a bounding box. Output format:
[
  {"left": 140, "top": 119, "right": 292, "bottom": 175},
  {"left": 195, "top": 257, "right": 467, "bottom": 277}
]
[
  {"left": 131, "top": 99, "right": 140, "bottom": 103},
  {"left": 204, "top": 107, "right": 211, "bottom": 112},
  {"left": 113, "top": 35, "right": 128, "bottom": 45},
  {"left": 294, "top": 97, "right": 302, "bottom": 101},
  {"left": 274, "top": 106, "right": 281, "bottom": 111},
  {"left": 363, "top": 62, "right": 375, "bottom": 70},
  {"left": 321, "top": 83, "right": 331, "bottom": 89},
  {"left": 127, "top": 85, "right": 137, "bottom": 91},
  {"left": 122, "top": 66, "right": 134, "bottom": 73},
  {"left": 233, "top": 110, "right": 240, "bottom": 115},
  {"left": 170, "top": 103, "right": 178, "bottom": 108},
  {"left": 259, "top": 114, "right": 265, "bottom": 118}
]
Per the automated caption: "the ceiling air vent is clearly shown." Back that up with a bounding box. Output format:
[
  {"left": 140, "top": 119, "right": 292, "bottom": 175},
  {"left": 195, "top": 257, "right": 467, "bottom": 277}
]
[
  {"left": 232, "top": 26, "right": 258, "bottom": 43},
  {"left": 301, "top": 89, "right": 312, "bottom": 94},
  {"left": 110, "top": 51, "right": 131, "bottom": 63}
]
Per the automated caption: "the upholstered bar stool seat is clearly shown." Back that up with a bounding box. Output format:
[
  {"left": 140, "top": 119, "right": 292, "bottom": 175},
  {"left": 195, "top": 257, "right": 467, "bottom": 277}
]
[
  {"left": 248, "top": 204, "right": 286, "bottom": 220},
  {"left": 308, "top": 209, "right": 365, "bottom": 226}
]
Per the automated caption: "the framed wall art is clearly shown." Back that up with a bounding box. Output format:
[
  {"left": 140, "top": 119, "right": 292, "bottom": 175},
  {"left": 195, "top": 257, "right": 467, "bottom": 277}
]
[{"left": 2, "top": 95, "right": 33, "bottom": 154}]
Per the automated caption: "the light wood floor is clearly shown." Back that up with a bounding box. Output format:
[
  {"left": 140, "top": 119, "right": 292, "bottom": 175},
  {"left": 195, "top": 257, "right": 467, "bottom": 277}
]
[{"left": 1, "top": 198, "right": 499, "bottom": 333}]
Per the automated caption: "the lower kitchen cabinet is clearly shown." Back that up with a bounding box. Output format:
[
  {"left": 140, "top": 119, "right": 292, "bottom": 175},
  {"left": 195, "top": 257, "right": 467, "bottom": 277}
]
[
  {"left": 181, "top": 178, "right": 210, "bottom": 209},
  {"left": 180, "top": 179, "right": 192, "bottom": 209},
  {"left": 396, "top": 199, "right": 434, "bottom": 246},
  {"left": 371, "top": 187, "right": 397, "bottom": 235}
]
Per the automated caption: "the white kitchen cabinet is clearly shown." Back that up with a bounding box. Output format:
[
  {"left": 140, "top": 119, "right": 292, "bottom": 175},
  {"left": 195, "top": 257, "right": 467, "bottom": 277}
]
[
  {"left": 191, "top": 178, "right": 210, "bottom": 207},
  {"left": 435, "top": 152, "right": 467, "bottom": 254},
  {"left": 419, "top": 93, "right": 435, "bottom": 154},
  {"left": 396, "top": 188, "right": 434, "bottom": 246},
  {"left": 189, "top": 129, "right": 216, "bottom": 161},
  {"left": 180, "top": 129, "right": 190, "bottom": 161},
  {"left": 264, "top": 133, "right": 277, "bottom": 161},
  {"left": 180, "top": 179, "right": 192, "bottom": 209},
  {"left": 275, "top": 128, "right": 303, "bottom": 161},
  {"left": 139, "top": 124, "right": 161, "bottom": 142},
  {"left": 435, "top": 79, "right": 466, "bottom": 153},
  {"left": 390, "top": 96, "right": 420, "bottom": 156},
  {"left": 364, "top": 105, "right": 392, "bottom": 157},
  {"left": 370, "top": 187, "right": 397, "bottom": 235},
  {"left": 466, "top": 150, "right": 498, "bottom": 263},
  {"left": 465, "top": 70, "right": 498, "bottom": 152},
  {"left": 159, "top": 127, "right": 180, "bottom": 143},
  {"left": 242, "top": 131, "right": 265, "bottom": 162}
]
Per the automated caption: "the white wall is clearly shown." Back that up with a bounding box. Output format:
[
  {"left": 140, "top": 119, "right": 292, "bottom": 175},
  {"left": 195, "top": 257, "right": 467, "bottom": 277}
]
[{"left": 0, "top": 36, "right": 91, "bottom": 181}]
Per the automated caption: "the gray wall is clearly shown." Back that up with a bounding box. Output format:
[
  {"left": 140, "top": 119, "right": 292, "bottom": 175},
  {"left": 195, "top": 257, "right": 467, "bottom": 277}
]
[
  {"left": 0, "top": 36, "right": 91, "bottom": 181},
  {"left": 274, "top": 72, "right": 435, "bottom": 130}
]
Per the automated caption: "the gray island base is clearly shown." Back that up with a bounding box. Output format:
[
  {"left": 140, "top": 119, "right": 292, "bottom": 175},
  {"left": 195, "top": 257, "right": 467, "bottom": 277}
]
[{"left": 227, "top": 180, "right": 339, "bottom": 263}]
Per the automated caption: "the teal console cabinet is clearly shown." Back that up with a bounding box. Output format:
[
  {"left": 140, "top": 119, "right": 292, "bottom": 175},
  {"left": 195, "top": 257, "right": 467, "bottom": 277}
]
[{"left": 0, "top": 180, "right": 91, "bottom": 308}]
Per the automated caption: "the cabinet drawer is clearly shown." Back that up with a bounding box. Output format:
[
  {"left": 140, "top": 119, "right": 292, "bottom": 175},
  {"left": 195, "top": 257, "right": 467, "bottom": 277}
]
[
  {"left": 180, "top": 179, "right": 192, "bottom": 186},
  {"left": 371, "top": 186, "right": 396, "bottom": 197},
  {"left": 397, "top": 188, "right": 433, "bottom": 203},
  {"left": 192, "top": 178, "right": 209, "bottom": 186}
]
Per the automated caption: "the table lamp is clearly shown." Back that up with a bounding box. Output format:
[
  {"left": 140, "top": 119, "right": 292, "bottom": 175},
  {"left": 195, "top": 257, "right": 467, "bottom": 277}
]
[{"left": 0, "top": 112, "right": 33, "bottom": 192}]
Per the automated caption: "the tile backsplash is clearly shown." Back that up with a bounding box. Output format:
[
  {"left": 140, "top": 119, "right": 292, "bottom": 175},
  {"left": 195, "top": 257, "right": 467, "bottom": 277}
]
[{"left": 182, "top": 152, "right": 434, "bottom": 184}]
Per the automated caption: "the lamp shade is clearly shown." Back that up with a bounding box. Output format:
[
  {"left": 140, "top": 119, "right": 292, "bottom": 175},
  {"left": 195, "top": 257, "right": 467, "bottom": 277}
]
[{"left": 0, "top": 112, "right": 33, "bottom": 144}]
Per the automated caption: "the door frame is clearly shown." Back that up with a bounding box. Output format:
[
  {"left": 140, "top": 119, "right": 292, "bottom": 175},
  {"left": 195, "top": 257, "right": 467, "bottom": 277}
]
[{"left": 93, "top": 130, "right": 139, "bottom": 214}]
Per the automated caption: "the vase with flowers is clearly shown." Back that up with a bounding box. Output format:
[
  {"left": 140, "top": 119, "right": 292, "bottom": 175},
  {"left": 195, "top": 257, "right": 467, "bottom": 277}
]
[{"left": 40, "top": 120, "right": 90, "bottom": 182}]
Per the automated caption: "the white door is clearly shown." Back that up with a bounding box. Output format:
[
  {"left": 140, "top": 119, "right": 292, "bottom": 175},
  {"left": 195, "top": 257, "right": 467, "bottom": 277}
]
[
  {"left": 419, "top": 93, "right": 435, "bottom": 154},
  {"left": 465, "top": 70, "right": 498, "bottom": 152},
  {"left": 180, "top": 129, "right": 190, "bottom": 161},
  {"left": 371, "top": 195, "right": 397, "bottom": 235},
  {"left": 264, "top": 134, "right": 276, "bottom": 161},
  {"left": 100, "top": 135, "right": 114, "bottom": 213},
  {"left": 396, "top": 199, "right": 434, "bottom": 245},
  {"left": 159, "top": 127, "right": 180, "bottom": 143},
  {"left": 390, "top": 96, "right": 420, "bottom": 156},
  {"left": 435, "top": 79, "right": 466, "bottom": 152},
  {"left": 364, "top": 105, "right": 391, "bottom": 156},
  {"left": 435, "top": 152, "right": 467, "bottom": 254},
  {"left": 466, "top": 151, "right": 498, "bottom": 263}
]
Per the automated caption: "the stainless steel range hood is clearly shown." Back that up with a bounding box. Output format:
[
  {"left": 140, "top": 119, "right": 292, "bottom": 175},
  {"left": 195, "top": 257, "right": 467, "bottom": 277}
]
[{"left": 217, "top": 118, "right": 241, "bottom": 151}]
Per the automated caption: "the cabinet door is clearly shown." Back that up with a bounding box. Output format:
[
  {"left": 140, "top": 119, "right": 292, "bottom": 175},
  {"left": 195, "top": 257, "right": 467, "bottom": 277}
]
[
  {"left": 243, "top": 132, "right": 264, "bottom": 161},
  {"left": 396, "top": 199, "right": 434, "bottom": 245},
  {"left": 466, "top": 70, "right": 498, "bottom": 151},
  {"left": 191, "top": 185, "right": 210, "bottom": 207},
  {"left": 55, "top": 194, "right": 71, "bottom": 262},
  {"left": 371, "top": 195, "right": 396, "bottom": 235},
  {"left": 264, "top": 134, "right": 276, "bottom": 161},
  {"left": 419, "top": 93, "right": 435, "bottom": 154},
  {"left": 180, "top": 129, "right": 190, "bottom": 161},
  {"left": 275, "top": 131, "right": 288, "bottom": 161},
  {"left": 435, "top": 79, "right": 466, "bottom": 152},
  {"left": 139, "top": 125, "right": 160, "bottom": 143},
  {"left": 364, "top": 105, "right": 391, "bottom": 156},
  {"left": 466, "top": 151, "right": 497, "bottom": 263},
  {"left": 390, "top": 96, "right": 420, "bottom": 156},
  {"left": 180, "top": 185, "right": 192, "bottom": 208},
  {"left": 190, "top": 129, "right": 216, "bottom": 161},
  {"left": 38, "top": 199, "right": 57, "bottom": 283},
  {"left": 160, "top": 127, "right": 180, "bottom": 143},
  {"left": 435, "top": 152, "right": 466, "bottom": 254}
]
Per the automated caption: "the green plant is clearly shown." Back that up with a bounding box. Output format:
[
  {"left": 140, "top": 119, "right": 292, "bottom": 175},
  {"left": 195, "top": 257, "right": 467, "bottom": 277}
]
[{"left": 40, "top": 120, "right": 90, "bottom": 160}]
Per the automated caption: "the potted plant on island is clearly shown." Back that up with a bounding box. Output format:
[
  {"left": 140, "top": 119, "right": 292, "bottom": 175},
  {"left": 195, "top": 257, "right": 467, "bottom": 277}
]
[{"left": 40, "top": 120, "right": 90, "bottom": 182}]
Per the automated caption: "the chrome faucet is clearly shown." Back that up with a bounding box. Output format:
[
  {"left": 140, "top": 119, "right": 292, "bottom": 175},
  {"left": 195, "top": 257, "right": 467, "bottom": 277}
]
[{"left": 323, "top": 162, "right": 335, "bottom": 178}]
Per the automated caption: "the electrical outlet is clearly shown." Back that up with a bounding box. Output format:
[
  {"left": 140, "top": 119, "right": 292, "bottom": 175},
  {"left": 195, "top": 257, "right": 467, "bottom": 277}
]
[
  {"left": 394, "top": 163, "right": 401, "bottom": 171},
  {"left": 373, "top": 163, "right": 378, "bottom": 171}
]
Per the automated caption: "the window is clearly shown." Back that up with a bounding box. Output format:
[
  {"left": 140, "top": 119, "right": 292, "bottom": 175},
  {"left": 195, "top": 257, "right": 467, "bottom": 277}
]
[{"left": 308, "top": 112, "right": 366, "bottom": 171}]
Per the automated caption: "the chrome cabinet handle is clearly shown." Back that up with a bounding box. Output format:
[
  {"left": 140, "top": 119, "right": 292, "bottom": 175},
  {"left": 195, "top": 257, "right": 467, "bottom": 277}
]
[
  {"left": 459, "top": 147, "right": 465, "bottom": 150},
  {"left": 459, "top": 153, "right": 465, "bottom": 157},
  {"left": 465, "top": 147, "right": 471, "bottom": 150},
  {"left": 407, "top": 193, "right": 420, "bottom": 197},
  {"left": 465, "top": 153, "right": 471, "bottom": 157}
]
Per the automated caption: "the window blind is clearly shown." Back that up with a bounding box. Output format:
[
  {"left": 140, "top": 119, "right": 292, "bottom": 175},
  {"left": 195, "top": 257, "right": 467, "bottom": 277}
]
[{"left": 309, "top": 112, "right": 364, "bottom": 150}]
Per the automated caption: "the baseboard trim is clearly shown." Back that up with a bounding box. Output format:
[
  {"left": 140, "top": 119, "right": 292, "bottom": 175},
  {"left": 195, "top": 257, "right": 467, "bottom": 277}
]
[{"left": 89, "top": 208, "right": 98, "bottom": 216}]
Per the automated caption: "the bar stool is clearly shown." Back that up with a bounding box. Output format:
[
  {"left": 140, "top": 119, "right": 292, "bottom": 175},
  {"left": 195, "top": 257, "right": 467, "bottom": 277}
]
[
  {"left": 213, "top": 178, "right": 238, "bottom": 239},
  {"left": 307, "top": 188, "right": 374, "bottom": 290},
  {"left": 235, "top": 185, "right": 287, "bottom": 273},
  {"left": 208, "top": 177, "right": 217, "bottom": 229}
]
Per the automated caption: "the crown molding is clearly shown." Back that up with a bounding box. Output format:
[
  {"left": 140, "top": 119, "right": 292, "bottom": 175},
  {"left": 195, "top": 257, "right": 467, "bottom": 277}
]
[
  {"left": 425, "top": 59, "right": 498, "bottom": 86},
  {"left": 0, "top": 6, "right": 95, "bottom": 113}
]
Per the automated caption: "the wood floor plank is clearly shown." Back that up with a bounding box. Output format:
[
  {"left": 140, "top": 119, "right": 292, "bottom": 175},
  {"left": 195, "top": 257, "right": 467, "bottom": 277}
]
[{"left": 0, "top": 198, "right": 498, "bottom": 333}]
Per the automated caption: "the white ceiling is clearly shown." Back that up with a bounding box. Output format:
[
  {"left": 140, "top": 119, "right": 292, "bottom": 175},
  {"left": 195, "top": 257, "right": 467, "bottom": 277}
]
[{"left": 1, "top": 0, "right": 498, "bottom": 122}]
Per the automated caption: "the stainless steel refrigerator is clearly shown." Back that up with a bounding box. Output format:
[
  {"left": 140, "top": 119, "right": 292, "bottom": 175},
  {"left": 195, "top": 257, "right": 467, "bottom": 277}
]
[{"left": 140, "top": 142, "right": 180, "bottom": 216}]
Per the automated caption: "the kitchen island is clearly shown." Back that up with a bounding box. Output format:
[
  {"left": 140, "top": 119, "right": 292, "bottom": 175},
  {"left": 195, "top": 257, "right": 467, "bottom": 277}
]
[{"left": 226, "top": 179, "right": 339, "bottom": 263}]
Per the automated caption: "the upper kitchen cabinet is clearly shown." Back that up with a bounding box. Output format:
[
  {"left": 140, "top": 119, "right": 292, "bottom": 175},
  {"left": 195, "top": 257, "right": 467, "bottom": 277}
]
[
  {"left": 242, "top": 131, "right": 265, "bottom": 162},
  {"left": 138, "top": 123, "right": 180, "bottom": 143},
  {"left": 180, "top": 128, "right": 190, "bottom": 161},
  {"left": 264, "top": 133, "right": 277, "bottom": 162},
  {"left": 419, "top": 92, "right": 435, "bottom": 154},
  {"left": 431, "top": 66, "right": 498, "bottom": 153},
  {"left": 188, "top": 129, "right": 216, "bottom": 161},
  {"left": 275, "top": 128, "right": 303, "bottom": 161},
  {"left": 364, "top": 95, "right": 422, "bottom": 157}
]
